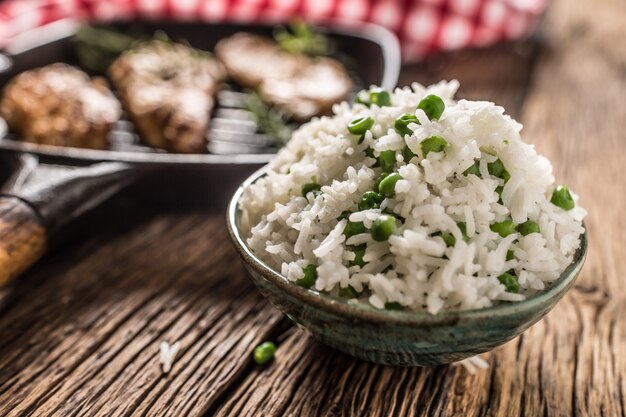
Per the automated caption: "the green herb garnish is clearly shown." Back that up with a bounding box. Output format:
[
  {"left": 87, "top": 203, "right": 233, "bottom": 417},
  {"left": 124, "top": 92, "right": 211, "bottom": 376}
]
[
  {"left": 73, "top": 25, "right": 138, "bottom": 73},
  {"left": 274, "top": 21, "right": 329, "bottom": 56},
  {"left": 245, "top": 92, "right": 294, "bottom": 146}
]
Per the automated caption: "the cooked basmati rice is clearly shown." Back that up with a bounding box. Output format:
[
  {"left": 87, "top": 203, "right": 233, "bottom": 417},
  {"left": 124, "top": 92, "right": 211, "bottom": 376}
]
[
  {"left": 159, "top": 340, "right": 180, "bottom": 374},
  {"left": 240, "top": 81, "right": 586, "bottom": 314},
  {"left": 454, "top": 355, "right": 490, "bottom": 373}
]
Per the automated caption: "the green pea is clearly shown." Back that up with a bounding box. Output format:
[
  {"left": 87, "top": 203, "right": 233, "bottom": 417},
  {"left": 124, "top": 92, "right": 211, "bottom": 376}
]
[
  {"left": 498, "top": 272, "right": 520, "bottom": 293},
  {"left": 490, "top": 220, "right": 516, "bottom": 237},
  {"left": 350, "top": 245, "right": 367, "bottom": 267},
  {"left": 339, "top": 285, "right": 359, "bottom": 298},
  {"left": 296, "top": 264, "right": 317, "bottom": 288},
  {"left": 488, "top": 159, "right": 511, "bottom": 182},
  {"left": 463, "top": 161, "right": 480, "bottom": 176},
  {"left": 441, "top": 232, "right": 456, "bottom": 247},
  {"left": 506, "top": 249, "right": 515, "bottom": 261},
  {"left": 495, "top": 185, "right": 504, "bottom": 204},
  {"left": 378, "top": 150, "right": 396, "bottom": 172},
  {"left": 384, "top": 302, "right": 405, "bottom": 310},
  {"left": 401, "top": 145, "right": 416, "bottom": 163},
  {"left": 382, "top": 208, "right": 405, "bottom": 224},
  {"left": 301, "top": 182, "right": 321, "bottom": 197},
  {"left": 371, "top": 215, "right": 396, "bottom": 241},
  {"left": 457, "top": 222, "right": 470, "bottom": 242},
  {"left": 337, "top": 210, "right": 351, "bottom": 221},
  {"left": 348, "top": 116, "right": 374, "bottom": 135},
  {"left": 354, "top": 90, "right": 370, "bottom": 106},
  {"left": 360, "top": 285, "right": 372, "bottom": 297},
  {"left": 369, "top": 88, "right": 392, "bottom": 107},
  {"left": 374, "top": 172, "right": 389, "bottom": 193},
  {"left": 344, "top": 220, "right": 367, "bottom": 238},
  {"left": 378, "top": 173, "right": 402, "bottom": 198},
  {"left": 394, "top": 113, "right": 420, "bottom": 137},
  {"left": 417, "top": 94, "right": 445, "bottom": 120},
  {"left": 253, "top": 341, "right": 276, "bottom": 365},
  {"left": 550, "top": 186, "right": 575, "bottom": 211},
  {"left": 358, "top": 191, "right": 383, "bottom": 211},
  {"left": 517, "top": 220, "right": 540, "bottom": 236},
  {"left": 364, "top": 147, "right": 375, "bottom": 158},
  {"left": 420, "top": 135, "right": 449, "bottom": 157}
]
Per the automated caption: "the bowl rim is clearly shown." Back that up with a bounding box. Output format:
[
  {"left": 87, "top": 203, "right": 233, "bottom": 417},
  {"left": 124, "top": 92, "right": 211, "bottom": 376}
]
[{"left": 227, "top": 166, "right": 588, "bottom": 325}]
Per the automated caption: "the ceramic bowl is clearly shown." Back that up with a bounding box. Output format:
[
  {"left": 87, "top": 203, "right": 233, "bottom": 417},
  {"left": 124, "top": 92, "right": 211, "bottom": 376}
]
[{"left": 227, "top": 169, "right": 588, "bottom": 366}]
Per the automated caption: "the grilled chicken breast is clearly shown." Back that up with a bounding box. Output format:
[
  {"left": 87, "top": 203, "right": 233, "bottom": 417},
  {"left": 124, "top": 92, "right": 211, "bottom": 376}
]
[
  {"left": 109, "top": 41, "right": 224, "bottom": 154},
  {"left": 215, "top": 33, "right": 352, "bottom": 120},
  {"left": 0, "top": 63, "right": 121, "bottom": 149}
]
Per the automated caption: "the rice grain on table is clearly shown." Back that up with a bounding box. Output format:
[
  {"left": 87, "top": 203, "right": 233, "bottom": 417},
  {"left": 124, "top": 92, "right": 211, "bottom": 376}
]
[
  {"left": 159, "top": 340, "right": 181, "bottom": 374},
  {"left": 241, "top": 81, "right": 586, "bottom": 314}
]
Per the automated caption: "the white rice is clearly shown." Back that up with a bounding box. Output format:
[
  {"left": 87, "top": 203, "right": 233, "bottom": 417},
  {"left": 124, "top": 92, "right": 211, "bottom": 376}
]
[
  {"left": 159, "top": 340, "right": 181, "bottom": 374},
  {"left": 454, "top": 354, "right": 490, "bottom": 373},
  {"left": 240, "top": 81, "right": 586, "bottom": 314}
]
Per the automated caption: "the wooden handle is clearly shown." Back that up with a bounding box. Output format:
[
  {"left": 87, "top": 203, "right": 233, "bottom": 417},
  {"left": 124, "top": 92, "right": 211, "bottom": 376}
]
[{"left": 0, "top": 196, "right": 46, "bottom": 286}]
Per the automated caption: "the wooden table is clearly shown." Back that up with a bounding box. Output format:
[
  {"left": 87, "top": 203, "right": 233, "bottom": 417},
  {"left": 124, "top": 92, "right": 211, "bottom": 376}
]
[{"left": 1, "top": 0, "right": 624, "bottom": 415}]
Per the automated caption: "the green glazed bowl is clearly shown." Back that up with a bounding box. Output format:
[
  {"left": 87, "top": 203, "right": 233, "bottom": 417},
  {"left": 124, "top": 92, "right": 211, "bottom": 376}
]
[{"left": 227, "top": 168, "right": 588, "bottom": 366}]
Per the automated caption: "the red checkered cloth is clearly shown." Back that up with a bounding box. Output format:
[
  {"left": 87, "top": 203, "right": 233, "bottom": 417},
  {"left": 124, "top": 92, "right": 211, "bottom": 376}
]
[{"left": 0, "top": 0, "right": 546, "bottom": 61}]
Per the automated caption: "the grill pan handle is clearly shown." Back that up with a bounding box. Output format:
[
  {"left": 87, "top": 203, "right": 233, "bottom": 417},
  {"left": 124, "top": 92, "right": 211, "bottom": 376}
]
[
  {"left": 0, "top": 195, "right": 46, "bottom": 286},
  {"left": 0, "top": 154, "right": 136, "bottom": 286}
]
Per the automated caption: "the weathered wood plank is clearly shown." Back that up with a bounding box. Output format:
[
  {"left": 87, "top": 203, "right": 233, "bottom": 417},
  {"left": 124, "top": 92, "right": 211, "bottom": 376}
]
[
  {"left": 0, "top": 211, "right": 283, "bottom": 417},
  {"left": 515, "top": 0, "right": 626, "bottom": 415}
]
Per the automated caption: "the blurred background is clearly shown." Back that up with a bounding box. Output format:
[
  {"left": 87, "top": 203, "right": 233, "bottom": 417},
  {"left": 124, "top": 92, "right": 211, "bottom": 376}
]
[
  {"left": 0, "top": 0, "right": 551, "bottom": 252},
  {"left": 0, "top": 0, "right": 546, "bottom": 61}
]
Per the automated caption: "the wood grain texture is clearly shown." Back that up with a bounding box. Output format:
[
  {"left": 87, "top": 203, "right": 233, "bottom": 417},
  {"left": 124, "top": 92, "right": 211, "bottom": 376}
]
[
  {"left": 0, "top": 210, "right": 285, "bottom": 417},
  {"left": 0, "top": 0, "right": 624, "bottom": 415},
  {"left": 0, "top": 196, "right": 46, "bottom": 287}
]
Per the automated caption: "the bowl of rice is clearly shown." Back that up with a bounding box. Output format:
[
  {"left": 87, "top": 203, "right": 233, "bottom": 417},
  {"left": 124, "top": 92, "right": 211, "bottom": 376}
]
[{"left": 227, "top": 81, "right": 587, "bottom": 366}]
